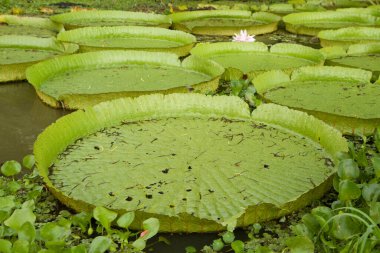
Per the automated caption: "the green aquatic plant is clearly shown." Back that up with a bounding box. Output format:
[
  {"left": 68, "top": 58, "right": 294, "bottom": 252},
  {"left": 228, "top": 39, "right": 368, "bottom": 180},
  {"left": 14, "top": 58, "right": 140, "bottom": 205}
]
[
  {"left": 0, "top": 155, "right": 159, "bottom": 253},
  {"left": 0, "top": 15, "right": 63, "bottom": 37},
  {"left": 283, "top": 11, "right": 380, "bottom": 36},
  {"left": 0, "top": 35, "right": 78, "bottom": 83},
  {"left": 169, "top": 10, "right": 281, "bottom": 35},
  {"left": 26, "top": 50, "right": 224, "bottom": 109},
  {"left": 190, "top": 42, "right": 324, "bottom": 79},
  {"left": 50, "top": 10, "right": 171, "bottom": 30},
  {"left": 56, "top": 26, "right": 196, "bottom": 56},
  {"left": 318, "top": 27, "right": 380, "bottom": 48},
  {"left": 253, "top": 66, "right": 380, "bottom": 135},
  {"left": 34, "top": 93, "right": 347, "bottom": 232},
  {"left": 320, "top": 43, "right": 380, "bottom": 80}
]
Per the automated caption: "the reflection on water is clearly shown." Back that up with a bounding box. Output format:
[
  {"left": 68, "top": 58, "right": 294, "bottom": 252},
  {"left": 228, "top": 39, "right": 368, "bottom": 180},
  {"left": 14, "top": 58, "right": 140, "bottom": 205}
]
[{"left": 0, "top": 82, "right": 68, "bottom": 162}]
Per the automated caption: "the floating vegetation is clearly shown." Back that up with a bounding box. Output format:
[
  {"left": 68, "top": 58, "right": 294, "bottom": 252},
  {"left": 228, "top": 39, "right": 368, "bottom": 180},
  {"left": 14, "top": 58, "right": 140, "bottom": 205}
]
[
  {"left": 190, "top": 42, "right": 324, "bottom": 79},
  {"left": 170, "top": 10, "right": 281, "bottom": 35},
  {"left": 253, "top": 66, "right": 380, "bottom": 135},
  {"left": 0, "top": 35, "right": 78, "bottom": 83},
  {"left": 283, "top": 11, "right": 380, "bottom": 36},
  {"left": 34, "top": 93, "right": 347, "bottom": 232},
  {"left": 0, "top": 15, "right": 63, "bottom": 37},
  {"left": 57, "top": 26, "right": 196, "bottom": 56},
  {"left": 26, "top": 51, "right": 224, "bottom": 109},
  {"left": 50, "top": 10, "right": 172, "bottom": 30},
  {"left": 318, "top": 27, "right": 380, "bottom": 48}
]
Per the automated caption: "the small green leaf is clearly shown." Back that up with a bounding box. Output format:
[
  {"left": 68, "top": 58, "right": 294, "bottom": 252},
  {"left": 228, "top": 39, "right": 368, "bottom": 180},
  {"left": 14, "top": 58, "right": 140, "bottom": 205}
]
[
  {"left": 286, "top": 236, "right": 314, "bottom": 253},
  {"left": 255, "top": 246, "right": 273, "bottom": 253},
  {"left": 311, "top": 206, "right": 333, "bottom": 232},
  {"left": 22, "top": 155, "right": 35, "bottom": 170},
  {"left": 1, "top": 161, "right": 21, "bottom": 177},
  {"left": 40, "top": 222, "right": 71, "bottom": 242},
  {"left": 231, "top": 240, "right": 244, "bottom": 253},
  {"left": 71, "top": 212, "right": 92, "bottom": 232},
  {"left": 301, "top": 213, "right": 320, "bottom": 236},
  {"left": 369, "top": 202, "right": 380, "bottom": 224},
  {"left": 339, "top": 180, "right": 361, "bottom": 201},
  {"left": 6, "top": 181, "right": 21, "bottom": 193},
  {"left": 142, "top": 217, "right": 159, "bottom": 240},
  {"left": 116, "top": 212, "right": 135, "bottom": 229},
  {"left": 18, "top": 222, "right": 36, "bottom": 243},
  {"left": 70, "top": 244, "right": 87, "bottom": 253},
  {"left": 222, "top": 231, "right": 235, "bottom": 244},
  {"left": 4, "top": 207, "right": 36, "bottom": 232},
  {"left": 331, "top": 215, "right": 362, "bottom": 240},
  {"left": 88, "top": 236, "right": 111, "bottom": 253},
  {"left": 12, "top": 240, "right": 29, "bottom": 253},
  {"left": 375, "top": 129, "right": 380, "bottom": 152},
  {"left": 93, "top": 206, "right": 117, "bottom": 232},
  {"left": 337, "top": 159, "right": 360, "bottom": 180},
  {"left": 132, "top": 238, "right": 146, "bottom": 251},
  {"left": 362, "top": 183, "right": 380, "bottom": 202},
  {"left": 0, "top": 196, "right": 15, "bottom": 213},
  {"left": 0, "top": 239, "right": 12, "bottom": 253},
  {"left": 212, "top": 239, "right": 224, "bottom": 251},
  {"left": 373, "top": 157, "right": 380, "bottom": 178},
  {"left": 185, "top": 246, "right": 197, "bottom": 253}
]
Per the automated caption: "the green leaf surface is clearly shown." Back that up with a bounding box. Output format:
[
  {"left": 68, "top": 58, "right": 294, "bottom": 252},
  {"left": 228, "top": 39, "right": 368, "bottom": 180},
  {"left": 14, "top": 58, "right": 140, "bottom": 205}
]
[
  {"left": 26, "top": 51, "right": 223, "bottom": 109},
  {"left": 116, "top": 212, "right": 135, "bottom": 229},
  {"left": 286, "top": 236, "right": 314, "bottom": 253},
  {"left": 93, "top": 206, "right": 117, "bottom": 232},
  {"left": 1, "top": 160, "right": 21, "bottom": 177},
  {"left": 253, "top": 66, "right": 380, "bottom": 135},
  {"left": 0, "top": 15, "right": 63, "bottom": 37},
  {"left": 190, "top": 42, "right": 324, "bottom": 74},
  {"left": 18, "top": 222, "right": 36, "bottom": 243},
  {"left": 0, "top": 239, "right": 12, "bottom": 253},
  {"left": 50, "top": 10, "right": 171, "bottom": 29},
  {"left": 57, "top": 26, "right": 195, "bottom": 50},
  {"left": 34, "top": 94, "right": 346, "bottom": 232},
  {"left": 4, "top": 206, "right": 36, "bottom": 232},
  {"left": 142, "top": 218, "right": 159, "bottom": 239},
  {"left": 318, "top": 27, "right": 380, "bottom": 47},
  {"left": 88, "top": 236, "right": 111, "bottom": 253},
  {"left": 170, "top": 10, "right": 281, "bottom": 35},
  {"left": 283, "top": 11, "right": 380, "bottom": 36}
]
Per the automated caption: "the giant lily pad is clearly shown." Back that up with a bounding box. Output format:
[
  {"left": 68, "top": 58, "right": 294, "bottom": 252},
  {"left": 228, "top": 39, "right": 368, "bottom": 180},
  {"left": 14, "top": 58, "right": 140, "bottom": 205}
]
[
  {"left": 57, "top": 26, "right": 196, "bottom": 56},
  {"left": 320, "top": 44, "right": 380, "bottom": 80},
  {"left": 26, "top": 51, "right": 224, "bottom": 109},
  {"left": 336, "top": 6, "right": 380, "bottom": 17},
  {"left": 253, "top": 66, "right": 380, "bottom": 135},
  {"left": 0, "top": 15, "right": 63, "bottom": 37},
  {"left": 283, "top": 11, "right": 380, "bottom": 36},
  {"left": 169, "top": 10, "right": 281, "bottom": 35},
  {"left": 318, "top": 27, "right": 380, "bottom": 48},
  {"left": 0, "top": 35, "right": 78, "bottom": 83},
  {"left": 34, "top": 93, "right": 347, "bottom": 232},
  {"left": 50, "top": 10, "right": 171, "bottom": 30},
  {"left": 190, "top": 42, "right": 324, "bottom": 78}
]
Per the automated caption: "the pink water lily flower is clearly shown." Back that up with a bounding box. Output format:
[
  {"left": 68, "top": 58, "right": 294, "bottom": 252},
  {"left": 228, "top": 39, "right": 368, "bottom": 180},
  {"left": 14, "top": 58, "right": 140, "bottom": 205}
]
[{"left": 232, "top": 30, "right": 255, "bottom": 42}]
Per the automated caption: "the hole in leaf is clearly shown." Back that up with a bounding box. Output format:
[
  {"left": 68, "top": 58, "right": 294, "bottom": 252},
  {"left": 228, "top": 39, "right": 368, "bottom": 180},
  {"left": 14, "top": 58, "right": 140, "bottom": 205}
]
[
  {"left": 186, "top": 189, "right": 192, "bottom": 192},
  {"left": 126, "top": 196, "right": 133, "bottom": 201},
  {"left": 162, "top": 168, "right": 169, "bottom": 174},
  {"left": 146, "top": 194, "right": 153, "bottom": 199}
]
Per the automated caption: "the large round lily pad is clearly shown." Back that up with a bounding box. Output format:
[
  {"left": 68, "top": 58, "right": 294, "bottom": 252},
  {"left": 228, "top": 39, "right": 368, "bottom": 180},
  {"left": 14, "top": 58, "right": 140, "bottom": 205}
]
[
  {"left": 57, "top": 26, "right": 196, "bottom": 56},
  {"left": 0, "top": 15, "right": 63, "bottom": 37},
  {"left": 0, "top": 35, "right": 78, "bottom": 83},
  {"left": 321, "top": 44, "right": 380, "bottom": 80},
  {"left": 34, "top": 93, "right": 347, "bottom": 232},
  {"left": 26, "top": 51, "right": 224, "bottom": 109},
  {"left": 318, "top": 27, "right": 380, "bottom": 48},
  {"left": 169, "top": 10, "right": 281, "bottom": 35},
  {"left": 50, "top": 10, "right": 171, "bottom": 30},
  {"left": 283, "top": 11, "right": 380, "bottom": 36},
  {"left": 253, "top": 66, "right": 380, "bottom": 135},
  {"left": 190, "top": 42, "right": 324, "bottom": 77}
]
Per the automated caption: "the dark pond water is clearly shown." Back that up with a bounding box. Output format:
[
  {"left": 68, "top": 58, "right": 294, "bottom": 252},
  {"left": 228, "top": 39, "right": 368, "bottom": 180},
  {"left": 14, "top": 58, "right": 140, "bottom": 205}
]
[{"left": 0, "top": 29, "right": 319, "bottom": 252}]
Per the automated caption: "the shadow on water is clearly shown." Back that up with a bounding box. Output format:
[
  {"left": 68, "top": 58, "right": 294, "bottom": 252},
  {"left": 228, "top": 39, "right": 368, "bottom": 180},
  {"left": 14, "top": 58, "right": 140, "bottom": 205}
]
[{"left": 0, "top": 82, "right": 68, "bottom": 162}]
